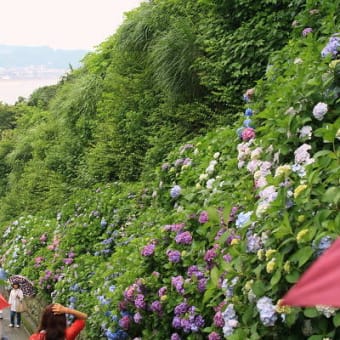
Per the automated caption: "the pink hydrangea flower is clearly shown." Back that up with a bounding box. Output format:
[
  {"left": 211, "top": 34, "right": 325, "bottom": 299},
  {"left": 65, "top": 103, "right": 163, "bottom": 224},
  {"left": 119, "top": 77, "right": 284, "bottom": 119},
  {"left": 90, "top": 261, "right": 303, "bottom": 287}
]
[{"left": 241, "top": 127, "right": 256, "bottom": 141}]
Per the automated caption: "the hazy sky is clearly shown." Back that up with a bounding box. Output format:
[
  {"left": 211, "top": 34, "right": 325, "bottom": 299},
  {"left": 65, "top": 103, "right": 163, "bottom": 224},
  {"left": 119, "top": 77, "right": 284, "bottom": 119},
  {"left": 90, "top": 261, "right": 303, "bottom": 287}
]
[{"left": 1, "top": 0, "right": 143, "bottom": 50}]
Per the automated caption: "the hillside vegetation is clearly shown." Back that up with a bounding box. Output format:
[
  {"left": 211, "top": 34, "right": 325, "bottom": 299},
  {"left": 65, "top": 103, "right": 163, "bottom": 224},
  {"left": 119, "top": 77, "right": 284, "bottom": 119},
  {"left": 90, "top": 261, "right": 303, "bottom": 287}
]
[{"left": 0, "top": 0, "right": 339, "bottom": 339}]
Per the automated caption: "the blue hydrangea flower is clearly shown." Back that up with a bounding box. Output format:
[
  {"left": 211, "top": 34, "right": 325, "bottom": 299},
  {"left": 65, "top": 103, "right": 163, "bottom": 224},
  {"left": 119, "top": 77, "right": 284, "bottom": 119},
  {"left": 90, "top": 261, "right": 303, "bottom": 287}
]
[
  {"left": 170, "top": 185, "right": 182, "bottom": 199},
  {"left": 246, "top": 231, "right": 262, "bottom": 253},
  {"left": 235, "top": 211, "right": 252, "bottom": 228},
  {"left": 244, "top": 108, "right": 253, "bottom": 116},
  {"left": 243, "top": 118, "right": 254, "bottom": 128},
  {"left": 313, "top": 236, "right": 333, "bottom": 256},
  {"left": 256, "top": 296, "right": 277, "bottom": 326},
  {"left": 321, "top": 34, "right": 340, "bottom": 58}
]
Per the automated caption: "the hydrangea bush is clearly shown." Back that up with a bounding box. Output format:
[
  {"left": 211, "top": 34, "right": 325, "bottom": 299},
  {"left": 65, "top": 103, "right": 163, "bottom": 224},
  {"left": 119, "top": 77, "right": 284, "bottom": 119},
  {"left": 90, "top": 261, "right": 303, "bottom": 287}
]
[{"left": 0, "top": 2, "right": 339, "bottom": 339}]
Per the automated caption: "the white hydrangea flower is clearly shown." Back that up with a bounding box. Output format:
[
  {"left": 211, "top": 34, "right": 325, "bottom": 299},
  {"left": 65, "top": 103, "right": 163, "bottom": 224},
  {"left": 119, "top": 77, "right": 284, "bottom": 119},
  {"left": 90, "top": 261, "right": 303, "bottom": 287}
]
[
  {"left": 206, "top": 178, "right": 215, "bottom": 189},
  {"left": 251, "top": 147, "right": 262, "bottom": 160},
  {"left": 298, "top": 125, "right": 312, "bottom": 139},
  {"left": 312, "top": 102, "right": 328, "bottom": 120},
  {"left": 294, "top": 58, "right": 303, "bottom": 64},
  {"left": 199, "top": 173, "right": 209, "bottom": 181}
]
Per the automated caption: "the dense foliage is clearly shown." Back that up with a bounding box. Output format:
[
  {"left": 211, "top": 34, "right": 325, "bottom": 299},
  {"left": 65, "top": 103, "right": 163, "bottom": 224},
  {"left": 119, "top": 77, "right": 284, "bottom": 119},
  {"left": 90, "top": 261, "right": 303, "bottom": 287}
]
[{"left": 0, "top": 0, "right": 339, "bottom": 339}]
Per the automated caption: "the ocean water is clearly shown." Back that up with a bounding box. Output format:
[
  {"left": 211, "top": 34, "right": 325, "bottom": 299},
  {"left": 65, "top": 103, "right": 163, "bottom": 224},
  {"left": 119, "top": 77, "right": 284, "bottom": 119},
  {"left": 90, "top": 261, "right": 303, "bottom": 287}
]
[{"left": 0, "top": 77, "right": 61, "bottom": 105}]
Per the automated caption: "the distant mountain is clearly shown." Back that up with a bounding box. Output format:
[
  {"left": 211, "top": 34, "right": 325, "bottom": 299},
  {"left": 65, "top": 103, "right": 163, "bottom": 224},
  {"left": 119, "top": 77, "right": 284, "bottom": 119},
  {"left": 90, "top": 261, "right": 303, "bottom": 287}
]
[{"left": 0, "top": 44, "right": 88, "bottom": 69}]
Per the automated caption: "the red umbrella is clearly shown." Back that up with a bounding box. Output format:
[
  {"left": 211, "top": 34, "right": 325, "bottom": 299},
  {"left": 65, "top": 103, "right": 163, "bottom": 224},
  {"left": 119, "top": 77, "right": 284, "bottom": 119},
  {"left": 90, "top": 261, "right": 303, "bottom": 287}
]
[
  {"left": 0, "top": 294, "right": 10, "bottom": 310},
  {"left": 281, "top": 238, "right": 340, "bottom": 307}
]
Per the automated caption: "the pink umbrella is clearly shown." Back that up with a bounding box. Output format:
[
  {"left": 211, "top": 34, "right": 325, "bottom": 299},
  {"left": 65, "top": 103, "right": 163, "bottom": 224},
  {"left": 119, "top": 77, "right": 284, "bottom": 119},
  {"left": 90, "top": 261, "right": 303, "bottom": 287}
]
[{"left": 281, "top": 238, "right": 340, "bottom": 307}]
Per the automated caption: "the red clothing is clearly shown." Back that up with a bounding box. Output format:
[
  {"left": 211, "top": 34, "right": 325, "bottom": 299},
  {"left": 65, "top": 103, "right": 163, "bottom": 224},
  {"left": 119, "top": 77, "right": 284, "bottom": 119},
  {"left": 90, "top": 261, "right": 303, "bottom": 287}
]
[
  {"left": 29, "top": 319, "right": 86, "bottom": 340},
  {"left": 0, "top": 293, "right": 10, "bottom": 310}
]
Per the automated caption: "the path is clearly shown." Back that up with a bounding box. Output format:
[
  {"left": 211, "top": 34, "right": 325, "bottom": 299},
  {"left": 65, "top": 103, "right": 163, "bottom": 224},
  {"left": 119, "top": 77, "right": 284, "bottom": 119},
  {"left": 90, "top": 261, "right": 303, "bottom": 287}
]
[{"left": 0, "top": 307, "right": 30, "bottom": 340}]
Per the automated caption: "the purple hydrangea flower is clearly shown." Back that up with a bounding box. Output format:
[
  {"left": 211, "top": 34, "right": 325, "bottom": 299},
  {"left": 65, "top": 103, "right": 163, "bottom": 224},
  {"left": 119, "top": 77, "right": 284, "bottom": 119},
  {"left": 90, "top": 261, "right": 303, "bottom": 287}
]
[
  {"left": 150, "top": 300, "right": 162, "bottom": 314},
  {"left": 171, "top": 333, "right": 181, "bottom": 340},
  {"left": 214, "top": 311, "right": 225, "bottom": 327},
  {"left": 208, "top": 332, "right": 221, "bottom": 340},
  {"left": 171, "top": 276, "right": 185, "bottom": 294},
  {"left": 134, "top": 294, "right": 146, "bottom": 309},
  {"left": 141, "top": 243, "right": 156, "bottom": 256},
  {"left": 223, "top": 253, "right": 232, "bottom": 262},
  {"left": 187, "top": 265, "right": 201, "bottom": 278},
  {"left": 181, "top": 318, "right": 191, "bottom": 333},
  {"left": 193, "top": 314, "right": 205, "bottom": 328},
  {"left": 302, "top": 27, "right": 313, "bottom": 36},
  {"left": 197, "top": 278, "right": 207, "bottom": 292},
  {"left": 175, "top": 302, "right": 189, "bottom": 315},
  {"left": 198, "top": 211, "right": 209, "bottom": 224},
  {"left": 174, "top": 158, "right": 184, "bottom": 167},
  {"left": 204, "top": 245, "right": 219, "bottom": 264},
  {"left": 164, "top": 223, "right": 185, "bottom": 232},
  {"left": 175, "top": 231, "right": 193, "bottom": 245},
  {"left": 172, "top": 316, "right": 182, "bottom": 329},
  {"left": 167, "top": 249, "right": 181, "bottom": 263},
  {"left": 158, "top": 286, "right": 167, "bottom": 297}
]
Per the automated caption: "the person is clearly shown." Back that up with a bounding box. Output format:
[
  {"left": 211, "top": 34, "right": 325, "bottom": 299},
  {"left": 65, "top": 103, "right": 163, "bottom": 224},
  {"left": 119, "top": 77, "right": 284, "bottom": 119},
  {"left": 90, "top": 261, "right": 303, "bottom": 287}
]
[
  {"left": 0, "top": 265, "right": 8, "bottom": 320},
  {"left": 0, "top": 293, "right": 10, "bottom": 319},
  {"left": 29, "top": 303, "right": 87, "bottom": 340},
  {"left": 8, "top": 282, "right": 24, "bottom": 328}
]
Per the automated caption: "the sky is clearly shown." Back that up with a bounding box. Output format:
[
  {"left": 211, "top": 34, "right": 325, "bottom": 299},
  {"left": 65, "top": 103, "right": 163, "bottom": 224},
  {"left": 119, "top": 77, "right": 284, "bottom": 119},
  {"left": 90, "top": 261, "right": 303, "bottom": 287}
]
[{"left": 0, "top": 0, "right": 143, "bottom": 50}]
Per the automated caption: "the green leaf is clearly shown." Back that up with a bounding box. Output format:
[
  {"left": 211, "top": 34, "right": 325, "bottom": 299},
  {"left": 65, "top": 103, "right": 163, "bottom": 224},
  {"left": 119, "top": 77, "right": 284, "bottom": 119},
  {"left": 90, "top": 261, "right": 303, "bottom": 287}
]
[
  {"left": 210, "top": 266, "right": 220, "bottom": 287},
  {"left": 285, "top": 311, "right": 299, "bottom": 327},
  {"left": 227, "top": 328, "right": 247, "bottom": 339},
  {"left": 252, "top": 280, "right": 267, "bottom": 296},
  {"left": 307, "top": 336, "right": 324, "bottom": 340},
  {"left": 285, "top": 271, "right": 300, "bottom": 283},
  {"left": 273, "top": 212, "right": 293, "bottom": 239},
  {"left": 322, "top": 187, "right": 340, "bottom": 204},
  {"left": 333, "top": 313, "right": 340, "bottom": 327},
  {"left": 203, "top": 287, "right": 216, "bottom": 304},
  {"left": 290, "top": 246, "right": 314, "bottom": 267},
  {"left": 304, "top": 307, "right": 319, "bottom": 318},
  {"left": 270, "top": 270, "right": 281, "bottom": 286},
  {"left": 205, "top": 206, "right": 220, "bottom": 223}
]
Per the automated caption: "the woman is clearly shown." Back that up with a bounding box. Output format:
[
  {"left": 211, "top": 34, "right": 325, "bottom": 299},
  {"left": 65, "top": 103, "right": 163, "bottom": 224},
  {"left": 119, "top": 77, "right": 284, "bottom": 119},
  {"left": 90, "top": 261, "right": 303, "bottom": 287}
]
[
  {"left": 8, "top": 282, "right": 24, "bottom": 327},
  {"left": 29, "top": 303, "right": 87, "bottom": 340}
]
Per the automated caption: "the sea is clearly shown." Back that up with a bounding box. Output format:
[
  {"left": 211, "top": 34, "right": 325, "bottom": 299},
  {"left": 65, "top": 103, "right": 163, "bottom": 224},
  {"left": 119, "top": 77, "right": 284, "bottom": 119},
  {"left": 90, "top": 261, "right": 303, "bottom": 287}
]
[{"left": 0, "top": 77, "right": 61, "bottom": 105}]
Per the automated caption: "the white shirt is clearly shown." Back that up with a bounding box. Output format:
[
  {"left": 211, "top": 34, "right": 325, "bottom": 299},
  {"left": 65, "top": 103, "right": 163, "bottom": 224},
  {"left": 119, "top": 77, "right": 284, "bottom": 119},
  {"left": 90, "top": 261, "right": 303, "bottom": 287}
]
[{"left": 8, "top": 288, "right": 24, "bottom": 311}]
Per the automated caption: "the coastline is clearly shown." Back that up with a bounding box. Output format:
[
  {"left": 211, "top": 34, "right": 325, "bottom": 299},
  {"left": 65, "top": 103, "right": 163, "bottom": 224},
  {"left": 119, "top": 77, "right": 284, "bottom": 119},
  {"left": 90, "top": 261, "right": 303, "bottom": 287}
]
[{"left": 0, "top": 77, "right": 61, "bottom": 105}]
